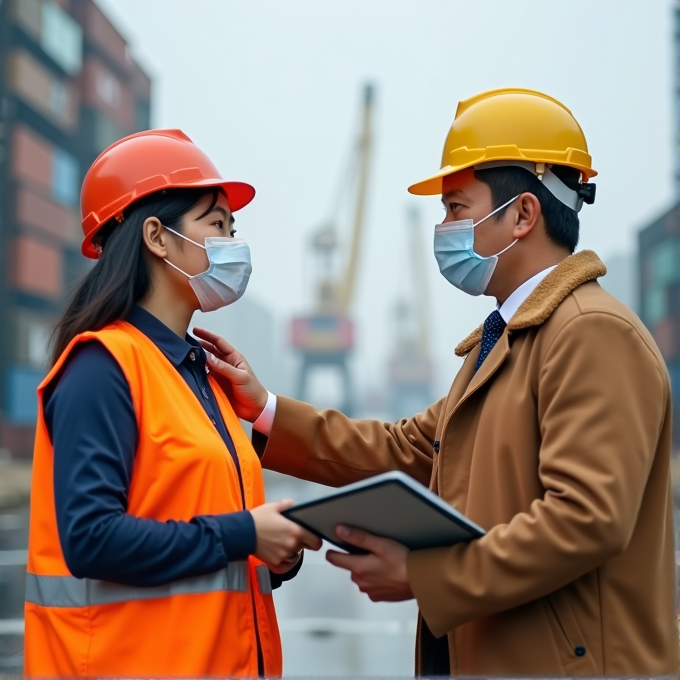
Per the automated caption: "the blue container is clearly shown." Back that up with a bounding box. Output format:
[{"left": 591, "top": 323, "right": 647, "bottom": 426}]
[
  {"left": 52, "top": 147, "right": 79, "bottom": 207},
  {"left": 5, "top": 365, "right": 45, "bottom": 426}
]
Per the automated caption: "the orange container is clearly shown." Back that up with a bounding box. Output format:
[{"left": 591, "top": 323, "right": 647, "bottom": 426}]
[
  {"left": 12, "top": 125, "right": 53, "bottom": 192},
  {"left": 83, "top": 56, "right": 134, "bottom": 131},
  {"left": 10, "top": 235, "right": 63, "bottom": 300},
  {"left": 15, "top": 185, "right": 79, "bottom": 244},
  {"left": 83, "top": 1, "right": 131, "bottom": 73},
  {"left": 9, "top": 49, "right": 78, "bottom": 131}
]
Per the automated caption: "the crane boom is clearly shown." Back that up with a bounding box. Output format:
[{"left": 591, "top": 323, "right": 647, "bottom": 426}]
[{"left": 338, "top": 84, "right": 375, "bottom": 312}]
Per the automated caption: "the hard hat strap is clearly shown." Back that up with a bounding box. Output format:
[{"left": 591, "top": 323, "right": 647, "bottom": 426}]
[{"left": 474, "top": 160, "right": 586, "bottom": 213}]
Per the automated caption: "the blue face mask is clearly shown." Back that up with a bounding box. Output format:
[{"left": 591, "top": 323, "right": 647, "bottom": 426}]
[
  {"left": 433, "top": 195, "right": 520, "bottom": 296},
  {"left": 162, "top": 226, "right": 252, "bottom": 312}
]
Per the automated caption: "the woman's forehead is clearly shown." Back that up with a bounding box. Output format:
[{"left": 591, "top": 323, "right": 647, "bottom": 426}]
[{"left": 191, "top": 190, "right": 231, "bottom": 216}]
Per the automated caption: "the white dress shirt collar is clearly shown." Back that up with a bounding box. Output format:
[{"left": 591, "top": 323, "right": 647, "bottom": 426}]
[{"left": 497, "top": 266, "right": 557, "bottom": 324}]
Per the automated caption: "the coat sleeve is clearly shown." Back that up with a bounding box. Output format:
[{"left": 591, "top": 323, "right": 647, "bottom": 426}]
[
  {"left": 408, "top": 311, "right": 671, "bottom": 637},
  {"left": 258, "top": 396, "right": 442, "bottom": 488}
]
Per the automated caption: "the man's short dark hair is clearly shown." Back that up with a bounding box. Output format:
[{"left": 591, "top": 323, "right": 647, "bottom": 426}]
[{"left": 474, "top": 165, "right": 580, "bottom": 253}]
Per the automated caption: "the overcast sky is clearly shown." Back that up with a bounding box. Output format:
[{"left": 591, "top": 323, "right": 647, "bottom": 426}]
[{"left": 96, "top": 0, "right": 676, "bottom": 398}]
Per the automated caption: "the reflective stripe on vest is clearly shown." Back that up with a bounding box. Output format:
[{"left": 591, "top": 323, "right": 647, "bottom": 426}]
[
  {"left": 25, "top": 561, "right": 272, "bottom": 608},
  {"left": 256, "top": 564, "right": 273, "bottom": 596}
]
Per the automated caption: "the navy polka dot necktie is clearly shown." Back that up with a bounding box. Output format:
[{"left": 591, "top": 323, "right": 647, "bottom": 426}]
[{"left": 474, "top": 310, "right": 507, "bottom": 374}]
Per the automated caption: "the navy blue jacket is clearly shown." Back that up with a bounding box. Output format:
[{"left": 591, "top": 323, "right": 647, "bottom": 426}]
[{"left": 44, "top": 305, "right": 299, "bottom": 588}]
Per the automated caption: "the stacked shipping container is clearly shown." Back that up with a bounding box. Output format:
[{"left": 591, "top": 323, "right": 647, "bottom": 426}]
[
  {"left": 638, "top": 205, "right": 680, "bottom": 446},
  {"left": 0, "top": 0, "right": 152, "bottom": 455},
  {"left": 637, "top": 2, "right": 680, "bottom": 448}
]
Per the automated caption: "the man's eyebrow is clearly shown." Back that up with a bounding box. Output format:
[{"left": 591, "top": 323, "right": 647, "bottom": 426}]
[{"left": 442, "top": 190, "right": 467, "bottom": 203}]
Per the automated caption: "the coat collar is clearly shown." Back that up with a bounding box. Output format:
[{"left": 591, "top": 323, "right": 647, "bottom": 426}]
[{"left": 455, "top": 250, "right": 607, "bottom": 357}]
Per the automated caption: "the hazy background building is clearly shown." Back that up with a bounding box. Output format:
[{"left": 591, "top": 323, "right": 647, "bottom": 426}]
[{"left": 639, "top": 207, "right": 680, "bottom": 443}]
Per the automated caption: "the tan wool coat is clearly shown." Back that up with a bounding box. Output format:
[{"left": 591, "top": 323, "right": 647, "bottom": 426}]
[{"left": 260, "top": 251, "right": 679, "bottom": 676}]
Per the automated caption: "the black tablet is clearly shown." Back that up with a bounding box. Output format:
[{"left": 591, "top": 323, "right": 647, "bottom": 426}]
[{"left": 282, "top": 471, "right": 485, "bottom": 553}]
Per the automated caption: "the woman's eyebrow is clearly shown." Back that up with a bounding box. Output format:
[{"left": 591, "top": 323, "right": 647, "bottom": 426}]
[{"left": 197, "top": 206, "right": 229, "bottom": 222}]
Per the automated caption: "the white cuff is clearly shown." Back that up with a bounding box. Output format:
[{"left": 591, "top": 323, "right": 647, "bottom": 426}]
[{"left": 252, "top": 391, "right": 277, "bottom": 436}]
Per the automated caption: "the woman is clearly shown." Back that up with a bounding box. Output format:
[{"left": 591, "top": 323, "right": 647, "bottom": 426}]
[{"left": 24, "top": 129, "right": 321, "bottom": 678}]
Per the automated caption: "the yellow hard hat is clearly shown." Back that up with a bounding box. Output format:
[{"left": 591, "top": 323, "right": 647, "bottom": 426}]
[{"left": 408, "top": 87, "right": 597, "bottom": 196}]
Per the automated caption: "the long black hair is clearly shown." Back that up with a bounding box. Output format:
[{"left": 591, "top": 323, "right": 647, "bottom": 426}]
[{"left": 50, "top": 187, "right": 220, "bottom": 366}]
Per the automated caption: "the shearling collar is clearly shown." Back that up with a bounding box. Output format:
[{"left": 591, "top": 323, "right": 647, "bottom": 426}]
[{"left": 455, "top": 250, "right": 607, "bottom": 357}]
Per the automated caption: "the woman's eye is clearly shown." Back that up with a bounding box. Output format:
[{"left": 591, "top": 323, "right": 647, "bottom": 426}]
[
  {"left": 213, "top": 220, "right": 224, "bottom": 230},
  {"left": 230, "top": 229, "right": 237, "bottom": 237}
]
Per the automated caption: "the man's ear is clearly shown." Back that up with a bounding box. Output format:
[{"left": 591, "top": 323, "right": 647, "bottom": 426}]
[
  {"left": 142, "top": 217, "right": 168, "bottom": 259},
  {"left": 512, "top": 192, "right": 541, "bottom": 239}
]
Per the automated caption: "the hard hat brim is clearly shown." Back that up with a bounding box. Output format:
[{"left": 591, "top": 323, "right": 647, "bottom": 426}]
[
  {"left": 408, "top": 158, "right": 597, "bottom": 197},
  {"left": 82, "top": 179, "right": 255, "bottom": 259}
]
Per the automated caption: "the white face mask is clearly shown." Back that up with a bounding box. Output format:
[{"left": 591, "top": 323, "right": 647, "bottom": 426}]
[
  {"left": 433, "top": 195, "right": 520, "bottom": 296},
  {"left": 162, "top": 226, "right": 252, "bottom": 312}
]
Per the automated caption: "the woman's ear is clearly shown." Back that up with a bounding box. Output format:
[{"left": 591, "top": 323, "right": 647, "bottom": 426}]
[
  {"left": 512, "top": 192, "right": 541, "bottom": 239},
  {"left": 142, "top": 217, "right": 168, "bottom": 259}
]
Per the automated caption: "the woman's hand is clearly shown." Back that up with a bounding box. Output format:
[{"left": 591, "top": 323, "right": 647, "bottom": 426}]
[
  {"left": 193, "top": 327, "right": 269, "bottom": 422},
  {"left": 251, "top": 500, "right": 322, "bottom": 568},
  {"left": 267, "top": 550, "right": 303, "bottom": 575}
]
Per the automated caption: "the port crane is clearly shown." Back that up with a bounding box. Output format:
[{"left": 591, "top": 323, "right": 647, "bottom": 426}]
[
  {"left": 387, "top": 206, "right": 434, "bottom": 419},
  {"left": 290, "top": 84, "right": 375, "bottom": 415}
]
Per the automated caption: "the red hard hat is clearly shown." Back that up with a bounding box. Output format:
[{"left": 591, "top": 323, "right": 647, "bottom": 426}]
[{"left": 80, "top": 129, "right": 255, "bottom": 259}]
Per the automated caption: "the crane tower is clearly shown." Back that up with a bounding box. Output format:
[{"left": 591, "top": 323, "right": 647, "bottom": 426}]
[
  {"left": 290, "top": 84, "right": 375, "bottom": 415},
  {"left": 387, "top": 206, "right": 434, "bottom": 419}
]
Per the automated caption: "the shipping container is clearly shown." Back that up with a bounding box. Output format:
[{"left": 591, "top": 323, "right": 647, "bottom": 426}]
[
  {"left": 52, "top": 147, "right": 79, "bottom": 206},
  {"left": 83, "top": 0, "right": 131, "bottom": 73},
  {"left": 82, "top": 56, "right": 134, "bottom": 130},
  {"left": 88, "top": 109, "right": 125, "bottom": 153},
  {"left": 650, "top": 318, "right": 677, "bottom": 361},
  {"left": 10, "top": 235, "right": 63, "bottom": 300},
  {"left": 639, "top": 205, "right": 680, "bottom": 447},
  {"left": 2, "top": 0, "right": 154, "bottom": 451},
  {"left": 40, "top": 0, "right": 83, "bottom": 75},
  {"left": 12, "top": 126, "right": 80, "bottom": 208},
  {"left": 9, "top": 49, "right": 79, "bottom": 130},
  {"left": 9, "top": 308, "right": 53, "bottom": 368},
  {"left": 4, "top": 365, "right": 45, "bottom": 426},
  {"left": 13, "top": 0, "right": 42, "bottom": 41},
  {"left": 15, "top": 184, "right": 78, "bottom": 243},
  {"left": 12, "top": 125, "right": 53, "bottom": 191},
  {"left": 131, "top": 60, "right": 152, "bottom": 100},
  {"left": 136, "top": 98, "right": 151, "bottom": 133}
]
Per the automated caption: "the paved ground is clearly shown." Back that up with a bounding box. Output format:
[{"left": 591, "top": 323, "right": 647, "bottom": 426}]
[
  {"left": 0, "top": 501, "right": 28, "bottom": 673},
  {"left": 0, "top": 459, "right": 31, "bottom": 511},
  {"left": 266, "top": 471, "right": 418, "bottom": 676}
]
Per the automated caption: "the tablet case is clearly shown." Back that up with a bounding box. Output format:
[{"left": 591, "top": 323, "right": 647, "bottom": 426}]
[{"left": 282, "top": 471, "right": 485, "bottom": 553}]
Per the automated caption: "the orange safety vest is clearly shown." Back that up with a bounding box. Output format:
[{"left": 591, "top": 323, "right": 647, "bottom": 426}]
[{"left": 24, "top": 321, "right": 282, "bottom": 678}]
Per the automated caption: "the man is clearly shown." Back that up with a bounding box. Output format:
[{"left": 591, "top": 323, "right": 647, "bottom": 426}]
[{"left": 195, "top": 88, "right": 678, "bottom": 676}]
